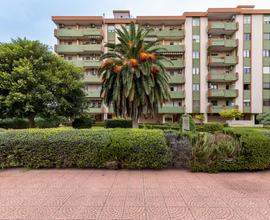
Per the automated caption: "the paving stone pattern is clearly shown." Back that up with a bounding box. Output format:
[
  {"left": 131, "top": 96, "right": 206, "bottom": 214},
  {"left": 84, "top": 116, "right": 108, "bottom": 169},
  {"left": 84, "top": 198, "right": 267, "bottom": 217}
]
[{"left": 0, "top": 169, "right": 270, "bottom": 219}]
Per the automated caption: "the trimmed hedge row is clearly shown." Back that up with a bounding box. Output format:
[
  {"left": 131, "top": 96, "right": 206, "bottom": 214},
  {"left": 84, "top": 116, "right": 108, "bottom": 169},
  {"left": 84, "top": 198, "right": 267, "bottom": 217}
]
[
  {"left": 0, "top": 128, "right": 168, "bottom": 169},
  {"left": 191, "top": 129, "right": 270, "bottom": 172},
  {"left": 105, "top": 119, "right": 132, "bottom": 128},
  {"left": 139, "top": 123, "right": 179, "bottom": 130}
]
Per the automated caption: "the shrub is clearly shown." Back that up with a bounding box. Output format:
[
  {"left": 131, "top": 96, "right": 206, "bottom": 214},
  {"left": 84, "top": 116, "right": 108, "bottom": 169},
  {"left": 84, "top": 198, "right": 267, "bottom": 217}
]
[
  {"left": 219, "top": 109, "right": 242, "bottom": 120},
  {"left": 35, "top": 117, "right": 61, "bottom": 128},
  {"left": 72, "top": 116, "right": 94, "bottom": 129},
  {"left": 196, "top": 122, "right": 224, "bottom": 133},
  {"left": 105, "top": 118, "right": 132, "bottom": 128},
  {"left": 0, "top": 118, "right": 29, "bottom": 129},
  {"left": 139, "top": 123, "right": 179, "bottom": 130},
  {"left": 192, "top": 129, "right": 270, "bottom": 172},
  {"left": 257, "top": 113, "right": 270, "bottom": 125},
  {"left": 0, "top": 128, "right": 168, "bottom": 169}
]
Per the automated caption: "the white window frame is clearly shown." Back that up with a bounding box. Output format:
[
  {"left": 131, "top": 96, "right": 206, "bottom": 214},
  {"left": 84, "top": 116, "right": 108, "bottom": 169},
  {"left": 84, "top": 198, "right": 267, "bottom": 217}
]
[
  {"left": 244, "top": 15, "right": 251, "bottom": 24},
  {"left": 243, "top": 50, "right": 250, "bottom": 58},
  {"left": 192, "top": 51, "right": 200, "bottom": 59}
]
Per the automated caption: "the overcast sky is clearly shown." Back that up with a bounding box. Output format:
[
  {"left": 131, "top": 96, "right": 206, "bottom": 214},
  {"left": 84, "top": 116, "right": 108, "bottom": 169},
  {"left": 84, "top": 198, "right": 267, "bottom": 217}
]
[{"left": 1, "top": 0, "right": 270, "bottom": 48}]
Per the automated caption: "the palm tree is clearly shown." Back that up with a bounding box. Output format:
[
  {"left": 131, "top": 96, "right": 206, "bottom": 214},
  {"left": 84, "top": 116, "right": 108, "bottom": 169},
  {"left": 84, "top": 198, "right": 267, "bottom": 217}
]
[{"left": 98, "top": 23, "right": 170, "bottom": 128}]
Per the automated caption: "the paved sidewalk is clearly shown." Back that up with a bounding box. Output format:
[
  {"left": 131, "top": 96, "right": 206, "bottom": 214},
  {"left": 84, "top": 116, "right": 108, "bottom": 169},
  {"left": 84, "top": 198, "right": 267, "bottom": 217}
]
[{"left": 0, "top": 169, "right": 270, "bottom": 220}]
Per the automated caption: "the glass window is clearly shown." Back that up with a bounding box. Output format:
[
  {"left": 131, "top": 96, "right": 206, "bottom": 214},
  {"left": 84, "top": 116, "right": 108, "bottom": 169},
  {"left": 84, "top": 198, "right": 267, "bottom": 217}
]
[
  {"left": 244, "top": 15, "right": 251, "bottom": 24},
  {"left": 243, "top": 50, "right": 250, "bottom": 58},
  {"left": 192, "top": 18, "right": 200, "bottom": 26},
  {"left": 192, "top": 68, "right": 200, "bottom": 75},
  {"left": 264, "top": 33, "right": 270, "bottom": 40},
  {"left": 264, "top": 99, "right": 270, "bottom": 106},
  {"left": 192, "top": 51, "right": 200, "bottom": 59},
  {"left": 263, "top": 83, "right": 270, "bottom": 89},
  {"left": 263, "top": 50, "right": 270, "bottom": 57},
  {"left": 244, "top": 84, "right": 251, "bottom": 90},
  {"left": 244, "top": 66, "right": 251, "bottom": 74},
  {"left": 264, "top": 16, "right": 270, "bottom": 24},
  {"left": 244, "top": 33, "right": 251, "bottom": 40},
  {"left": 108, "top": 25, "right": 115, "bottom": 32},
  {"left": 263, "top": 67, "right": 270, "bottom": 74},
  {"left": 211, "top": 100, "right": 218, "bottom": 106},
  {"left": 192, "top": 35, "right": 200, "bottom": 43},
  {"left": 208, "top": 83, "right": 217, "bottom": 89},
  {"left": 244, "top": 100, "right": 251, "bottom": 107},
  {"left": 192, "top": 84, "right": 200, "bottom": 91}
]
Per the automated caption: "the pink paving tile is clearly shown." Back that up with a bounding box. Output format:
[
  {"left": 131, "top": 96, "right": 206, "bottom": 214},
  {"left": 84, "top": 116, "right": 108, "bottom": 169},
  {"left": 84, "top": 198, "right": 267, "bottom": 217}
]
[
  {"left": 98, "top": 206, "right": 124, "bottom": 219},
  {"left": 164, "top": 196, "right": 187, "bottom": 207},
  {"left": 122, "top": 206, "right": 147, "bottom": 220},
  {"left": 168, "top": 206, "right": 194, "bottom": 220},
  {"left": 145, "top": 196, "right": 166, "bottom": 207},
  {"left": 52, "top": 206, "right": 81, "bottom": 219},
  {"left": 125, "top": 196, "right": 144, "bottom": 206},
  {"left": 75, "top": 206, "right": 102, "bottom": 219},
  {"left": 145, "top": 206, "right": 170, "bottom": 219}
]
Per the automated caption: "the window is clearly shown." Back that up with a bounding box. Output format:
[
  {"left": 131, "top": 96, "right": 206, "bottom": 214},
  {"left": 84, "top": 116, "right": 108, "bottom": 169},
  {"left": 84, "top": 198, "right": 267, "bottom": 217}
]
[
  {"left": 192, "top": 51, "right": 200, "bottom": 59},
  {"left": 192, "top": 35, "right": 200, "bottom": 43},
  {"left": 264, "top": 33, "right": 270, "bottom": 40},
  {"left": 263, "top": 50, "right": 270, "bottom": 57},
  {"left": 243, "top": 50, "right": 250, "bottom": 58},
  {"left": 244, "top": 15, "right": 251, "bottom": 24},
  {"left": 192, "top": 18, "right": 200, "bottom": 26},
  {"left": 263, "top": 67, "right": 270, "bottom": 74},
  {"left": 192, "top": 68, "right": 200, "bottom": 75},
  {"left": 226, "top": 100, "right": 234, "bottom": 106},
  {"left": 264, "top": 16, "right": 270, "bottom": 24},
  {"left": 192, "top": 84, "right": 200, "bottom": 91},
  {"left": 244, "top": 66, "right": 251, "bottom": 74},
  {"left": 264, "top": 99, "right": 270, "bottom": 106},
  {"left": 108, "top": 25, "right": 115, "bottom": 32},
  {"left": 244, "top": 100, "right": 251, "bottom": 107},
  {"left": 263, "top": 82, "right": 270, "bottom": 89},
  {"left": 244, "top": 33, "right": 251, "bottom": 40},
  {"left": 244, "top": 84, "right": 251, "bottom": 90},
  {"left": 208, "top": 83, "right": 217, "bottom": 89},
  {"left": 211, "top": 100, "right": 218, "bottom": 106},
  {"left": 67, "top": 56, "right": 72, "bottom": 60}
]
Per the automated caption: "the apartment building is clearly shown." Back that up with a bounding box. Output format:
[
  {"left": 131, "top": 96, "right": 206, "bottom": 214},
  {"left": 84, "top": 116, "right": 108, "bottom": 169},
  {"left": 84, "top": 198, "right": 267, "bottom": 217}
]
[{"left": 52, "top": 6, "right": 270, "bottom": 123}]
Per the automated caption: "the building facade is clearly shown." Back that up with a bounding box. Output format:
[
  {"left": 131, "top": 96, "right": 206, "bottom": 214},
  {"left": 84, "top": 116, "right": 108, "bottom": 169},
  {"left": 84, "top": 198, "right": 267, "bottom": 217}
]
[{"left": 52, "top": 6, "right": 270, "bottom": 123}]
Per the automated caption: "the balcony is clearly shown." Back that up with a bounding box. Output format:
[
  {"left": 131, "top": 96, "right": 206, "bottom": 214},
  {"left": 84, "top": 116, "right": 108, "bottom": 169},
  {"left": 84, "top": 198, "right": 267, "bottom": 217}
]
[
  {"left": 161, "top": 59, "right": 185, "bottom": 69},
  {"left": 70, "top": 60, "right": 100, "bottom": 68},
  {"left": 168, "top": 74, "right": 185, "bottom": 84},
  {"left": 158, "top": 106, "right": 185, "bottom": 114},
  {"left": 208, "top": 56, "right": 238, "bottom": 67},
  {"left": 86, "top": 107, "right": 102, "bottom": 113},
  {"left": 148, "top": 29, "right": 185, "bottom": 39},
  {"left": 208, "top": 105, "right": 238, "bottom": 113},
  {"left": 55, "top": 44, "right": 102, "bottom": 54},
  {"left": 208, "top": 21, "right": 238, "bottom": 35},
  {"left": 208, "top": 89, "right": 238, "bottom": 98},
  {"left": 54, "top": 28, "right": 102, "bottom": 39},
  {"left": 159, "top": 45, "right": 185, "bottom": 53},
  {"left": 85, "top": 91, "right": 101, "bottom": 98},
  {"left": 208, "top": 72, "right": 238, "bottom": 82},
  {"left": 170, "top": 91, "right": 185, "bottom": 99},
  {"left": 208, "top": 39, "right": 238, "bottom": 51},
  {"left": 84, "top": 76, "right": 101, "bottom": 83}
]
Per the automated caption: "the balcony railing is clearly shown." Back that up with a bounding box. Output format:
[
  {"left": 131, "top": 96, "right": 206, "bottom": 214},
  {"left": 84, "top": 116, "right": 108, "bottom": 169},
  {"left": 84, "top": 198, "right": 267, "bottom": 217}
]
[
  {"left": 170, "top": 91, "right": 185, "bottom": 99},
  {"left": 208, "top": 89, "right": 238, "bottom": 98},
  {"left": 158, "top": 106, "right": 185, "bottom": 114},
  {"left": 208, "top": 39, "right": 238, "bottom": 50},
  {"left": 168, "top": 74, "right": 185, "bottom": 84},
  {"left": 54, "top": 28, "right": 102, "bottom": 38},
  {"left": 85, "top": 91, "right": 101, "bottom": 98},
  {"left": 55, "top": 44, "right": 102, "bottom": 53},
  {"left": 208, "top": 72, "right": 238, "bottom": 82},
  {"left": 84, "top": 75, "right": 101, "bottom": 83},
  {"left": 208, "top": 56, "right": 238, "bottom": 66},
  {"left": 148, "top": 29, "right": 185, "bottom": 39},
  {"left": 208, "top": 21, "right": 238, "bottom": 35},
  {"left": 161, "top": 59, "right": 185, "bottom": 69},
  {"left": 69, "top": 60, "right": 100, "bottom": 68},
  {"left": 208, "top": 105, "right": 238, "bottom": 113},
  {"left": 159, "top": 45, "right": 185, "bottom": 53}
]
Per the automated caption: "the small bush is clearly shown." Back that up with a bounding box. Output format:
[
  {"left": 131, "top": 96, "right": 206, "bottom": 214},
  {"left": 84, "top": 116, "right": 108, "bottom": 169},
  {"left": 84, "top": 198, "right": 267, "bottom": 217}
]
[
  {"left": 105, "top": 118, "right": 132, "bottom": 128},
  {"left": 139, "top": 123, "right": 179, "bottom": 130},
  {"left": 35, "top": 117, "right": 61, "bottom": 128},
  {"left": 72, "top": 116, "right": 94, "bottom": 129},
  {"left": 0, "top": 118, "right": 29, "bottom": 129},
  {"left": 196, "top": 122, "right": 224, "bottom": 133},
  {"left": 0, "top": 128, "right": 168, "bottom": 169}
]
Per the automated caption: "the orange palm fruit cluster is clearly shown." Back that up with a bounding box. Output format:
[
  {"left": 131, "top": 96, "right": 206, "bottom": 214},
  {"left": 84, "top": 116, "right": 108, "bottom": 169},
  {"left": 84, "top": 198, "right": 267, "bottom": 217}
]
[
  {"left": 139, "top": 52, "right": 156, "bottom": 62},
  {"left": 129, "top": 58, "right": 138, "bottom": 66},
  {"left": 113, "top": 65, "right": 123, "bottom": 74}
]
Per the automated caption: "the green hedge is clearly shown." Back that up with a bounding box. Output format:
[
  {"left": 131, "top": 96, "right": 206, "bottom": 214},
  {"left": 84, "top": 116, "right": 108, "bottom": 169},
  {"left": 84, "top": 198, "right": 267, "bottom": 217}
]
[
  {"left": 139, "top": 123, "right": 179, "bottom": 130},
  {"left": 72, "top": 116, "right": 94, "bottom": 129},
  {"left": 105, "top": 119, "right": 132, "bottom": 128},
  {"left": 192, "top": 129, "right": 270, "bottom": 172},
  {"left": 0, "top": 118, "right": 29, "bottom": 129},
  {"left": 196, "top": 122, "right": 224, "bottom": 133},
  {"left": 0, "top": 128, "right": 168, "bottom": 169}
]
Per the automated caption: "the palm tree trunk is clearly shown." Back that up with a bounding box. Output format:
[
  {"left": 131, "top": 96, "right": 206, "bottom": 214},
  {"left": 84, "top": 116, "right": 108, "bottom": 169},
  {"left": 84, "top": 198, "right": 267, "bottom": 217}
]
[
  {"left": 132, "top": 117, "right": 139, "bottom": 128},
  {"left": 28, "top": 116, "right": 35, "bottom": 128}
]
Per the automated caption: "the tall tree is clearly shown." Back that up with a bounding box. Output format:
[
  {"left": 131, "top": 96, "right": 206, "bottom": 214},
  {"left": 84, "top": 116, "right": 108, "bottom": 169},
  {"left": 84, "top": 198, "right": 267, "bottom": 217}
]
[
  {"left": 0, "top": 38, "right": 85, "bottom": 127},
  {"left": 98, "top": 23, "right": 170, "bottom": 128}
]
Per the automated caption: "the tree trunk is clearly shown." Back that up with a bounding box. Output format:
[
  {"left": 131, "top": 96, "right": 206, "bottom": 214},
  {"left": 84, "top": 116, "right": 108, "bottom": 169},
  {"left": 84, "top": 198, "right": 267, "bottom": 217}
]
[
  {"left": 132, "top": 117, "right": 139, "bottom": 128},
  {"left": 28, "top": 116, "right": 35, "bottom": 128}
]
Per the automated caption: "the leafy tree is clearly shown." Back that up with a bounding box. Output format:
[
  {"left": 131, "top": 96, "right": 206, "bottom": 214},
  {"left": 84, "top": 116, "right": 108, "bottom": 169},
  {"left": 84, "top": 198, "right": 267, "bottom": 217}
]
[
  {"left": 219, "top": 109, "right": 242, "bottom": 120},
  {"left": 98, "top": 23, "right": 170, "bottom": 128},
  {"left": 257, "top": 113, "right": 270, "bottom": 125},
  {"left": 0, "top": 38, "right": 85, "bottom": 127}
]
